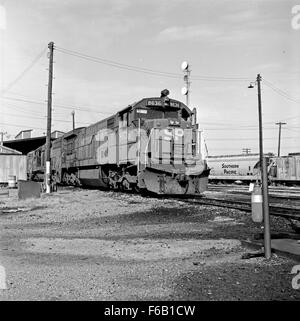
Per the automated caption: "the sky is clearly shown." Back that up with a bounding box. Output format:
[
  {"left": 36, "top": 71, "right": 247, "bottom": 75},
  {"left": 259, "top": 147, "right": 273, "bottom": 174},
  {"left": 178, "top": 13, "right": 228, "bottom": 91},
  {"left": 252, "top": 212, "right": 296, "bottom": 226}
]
[{"left": 0, "top": 0, "right": 299, "bottom": 156}]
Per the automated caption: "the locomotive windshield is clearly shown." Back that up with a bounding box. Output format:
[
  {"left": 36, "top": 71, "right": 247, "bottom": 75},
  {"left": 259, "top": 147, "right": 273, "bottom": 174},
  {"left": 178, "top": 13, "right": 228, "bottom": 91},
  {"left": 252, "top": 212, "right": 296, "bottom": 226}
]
[
  {"left": 136, "top": 108, "right": 179, "bottom": 120},
  {"left": 133, "top": 97, "right": 191, "bottom": 121}
]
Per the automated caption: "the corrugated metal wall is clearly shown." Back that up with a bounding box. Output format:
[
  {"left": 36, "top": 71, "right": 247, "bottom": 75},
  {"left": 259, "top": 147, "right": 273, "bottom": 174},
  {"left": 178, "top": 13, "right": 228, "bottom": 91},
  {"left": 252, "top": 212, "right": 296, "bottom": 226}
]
[
  {"left": 276, "top": 156, "right": 300, "bottom": 181},
  {"left": 0, "top": 155, "right": 27, "bottom": 182}
]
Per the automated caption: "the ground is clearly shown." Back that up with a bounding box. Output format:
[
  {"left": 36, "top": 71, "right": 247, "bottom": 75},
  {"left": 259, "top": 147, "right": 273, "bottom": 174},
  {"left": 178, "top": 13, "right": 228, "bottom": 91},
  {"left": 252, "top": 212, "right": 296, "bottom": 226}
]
[{"left": 0, "top": 188, "right": 299, "bottom": 301}]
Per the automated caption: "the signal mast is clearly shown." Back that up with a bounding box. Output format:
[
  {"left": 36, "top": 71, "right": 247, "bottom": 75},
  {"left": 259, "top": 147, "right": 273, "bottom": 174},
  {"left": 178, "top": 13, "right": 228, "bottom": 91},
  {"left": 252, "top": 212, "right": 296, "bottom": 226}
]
[{"left": 181, "top": 61, "right": 190, "bottom": 107}]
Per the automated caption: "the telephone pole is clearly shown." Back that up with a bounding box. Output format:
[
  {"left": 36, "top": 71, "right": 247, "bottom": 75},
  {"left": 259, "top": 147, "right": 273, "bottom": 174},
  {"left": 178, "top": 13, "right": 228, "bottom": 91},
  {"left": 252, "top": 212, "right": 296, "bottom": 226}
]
[
  {"left": 275, "top": 122, "right": 286, "bottom": 157},
  {"left": 242, "top": 148, "right": 251, "bottom": 154},
  {"left": 256, "top": 74, "right": 271, "bottom": 259},
  {"left": 71, "top": 111, "right": 75, "bottom": 130},
  {"left": 0, "top": 131, "right": 7, "bottom": 146},
  {"left": 45, "top": 41, "right": 54, "bottom": 194}
]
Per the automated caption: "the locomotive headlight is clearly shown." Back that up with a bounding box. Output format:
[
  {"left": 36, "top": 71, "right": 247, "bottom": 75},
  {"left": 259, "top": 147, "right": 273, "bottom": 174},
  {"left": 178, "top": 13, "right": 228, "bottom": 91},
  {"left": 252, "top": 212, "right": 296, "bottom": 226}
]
[{"left": 169, "top": 120, "right": 180, "bottom": 126}]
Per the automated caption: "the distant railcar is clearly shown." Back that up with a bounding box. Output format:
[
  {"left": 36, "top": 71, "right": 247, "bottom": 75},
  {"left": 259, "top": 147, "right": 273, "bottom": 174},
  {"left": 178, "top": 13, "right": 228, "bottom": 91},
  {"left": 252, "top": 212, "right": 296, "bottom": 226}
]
[
  {"left": 28, "top": 91, "right": 210, "bottom": 195},
  {"left": 207, "top": 154, "right": 261, "bottom": 183},
  {"left": 207, "top": 153, "right": 300, "bottom": 185},
  {"left": 270, "top": 155, "right": 300, "bottom": 184}
]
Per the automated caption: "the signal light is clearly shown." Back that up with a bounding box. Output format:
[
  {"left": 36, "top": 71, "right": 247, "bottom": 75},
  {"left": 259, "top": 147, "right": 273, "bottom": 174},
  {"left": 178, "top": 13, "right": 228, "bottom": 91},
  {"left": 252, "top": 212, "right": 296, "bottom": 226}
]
[{"left": 181, "top": 87, "right": 188, "bottom": 95}]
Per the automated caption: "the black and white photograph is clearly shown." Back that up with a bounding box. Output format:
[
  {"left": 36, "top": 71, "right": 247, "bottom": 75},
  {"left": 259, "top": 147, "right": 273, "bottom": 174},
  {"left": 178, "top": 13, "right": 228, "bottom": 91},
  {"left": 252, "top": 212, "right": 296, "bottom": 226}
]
[{"left": 0, "top": 0, "right": 300, "bottom": 307}]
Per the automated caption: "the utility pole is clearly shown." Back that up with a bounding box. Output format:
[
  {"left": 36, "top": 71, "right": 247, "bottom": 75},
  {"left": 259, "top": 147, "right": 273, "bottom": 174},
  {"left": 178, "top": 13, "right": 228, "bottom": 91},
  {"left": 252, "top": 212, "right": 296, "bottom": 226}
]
[
  {"left": 71, "top": 111, "right": 75, "bottom": 130},
  {"left": 0, "top": 131, "right": 7, "bottom": 146},
  {"left": 275, "top": 122, "right": 286, "bottom": 157},
  {"left": 242, "top": 148, "right": 251, "bottom": 154},
  {"left": 256, "top": 74, "right": 271, "bottom": 259},
  {"left": 45, "top": 41, "right": 54, "bottom": 194}
]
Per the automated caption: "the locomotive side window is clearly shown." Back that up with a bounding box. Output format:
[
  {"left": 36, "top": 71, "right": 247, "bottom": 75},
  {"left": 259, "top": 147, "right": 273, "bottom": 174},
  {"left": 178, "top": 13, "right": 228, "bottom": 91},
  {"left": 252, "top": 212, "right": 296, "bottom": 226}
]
[{"left": 181, "top": 108, "right": 190, "bottom": 121}]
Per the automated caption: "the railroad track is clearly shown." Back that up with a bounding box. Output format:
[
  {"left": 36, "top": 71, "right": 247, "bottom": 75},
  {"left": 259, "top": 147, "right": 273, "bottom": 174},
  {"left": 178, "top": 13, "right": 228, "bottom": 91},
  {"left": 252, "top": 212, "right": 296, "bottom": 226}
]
[
  {"left": 209, "top": 189, "right": 300, "bottom": 200},
  {"left": 176, "top": 196, "right": 300, "bottom": 221},
  {"left": 208, "top": 184, "right": 300, "bottom": 196}
]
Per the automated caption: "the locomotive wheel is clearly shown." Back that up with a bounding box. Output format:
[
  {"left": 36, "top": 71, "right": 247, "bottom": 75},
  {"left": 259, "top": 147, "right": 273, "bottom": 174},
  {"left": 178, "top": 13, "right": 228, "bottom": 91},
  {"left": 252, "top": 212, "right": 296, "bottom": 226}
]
[
  {"left": 62, "top": 172, "right": 70, "bottom": 185},
  {"left": 132, "top": 184, "right": 140, "bottom": 193},
  {"left": 121, "top": 178, "right": 131, "bottom": 191}
]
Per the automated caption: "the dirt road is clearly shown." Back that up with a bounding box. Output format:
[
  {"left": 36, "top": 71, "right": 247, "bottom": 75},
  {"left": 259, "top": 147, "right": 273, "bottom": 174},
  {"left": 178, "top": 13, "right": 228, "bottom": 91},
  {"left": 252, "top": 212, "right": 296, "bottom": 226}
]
[{"left": 0, "top": 188, "right": 299, "bottom": 300}]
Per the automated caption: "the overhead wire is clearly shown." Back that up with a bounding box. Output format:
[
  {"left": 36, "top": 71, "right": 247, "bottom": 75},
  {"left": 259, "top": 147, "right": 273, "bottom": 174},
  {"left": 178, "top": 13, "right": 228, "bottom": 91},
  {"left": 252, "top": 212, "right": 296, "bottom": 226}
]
[
  {"left": 55, "top": 45, "right": 252, "bottom": 82},
  {"left": 0, "top": 47, "right": 47, "bottom": 95},
  {"left": 0, "top": 96, "right": 113, "bottom": 115},
  {"left": 262, "top": 77, "right": 300, "bottom": 104},
  {"left": 2, "top": 46, "right": 299, "bottom": 143},
  {"left": 1, "top": 111, "right": 90, "bottom": 125}
]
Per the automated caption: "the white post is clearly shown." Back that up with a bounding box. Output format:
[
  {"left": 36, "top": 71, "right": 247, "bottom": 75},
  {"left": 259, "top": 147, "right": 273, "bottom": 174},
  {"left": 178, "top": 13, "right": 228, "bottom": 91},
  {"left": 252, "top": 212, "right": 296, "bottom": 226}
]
[
  {"left": 0, "top": 265, "right": 7, "bottom": 290},
  {"left": 137, "top": 118, "right": 141, "bottom": 172},
  {"left": 46, "top": 160, "right": 51, "bottom": 193}
]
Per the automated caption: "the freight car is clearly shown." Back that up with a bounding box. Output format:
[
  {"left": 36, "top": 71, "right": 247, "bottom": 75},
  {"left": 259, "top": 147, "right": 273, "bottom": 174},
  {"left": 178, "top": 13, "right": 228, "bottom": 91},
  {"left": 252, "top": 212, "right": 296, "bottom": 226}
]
[
  {"left": 207, "top": 154, "right": 261, "bottom": 183},
  {"left": 27, "top": 90, "right": 210, "bottom": 195},
  {"left": 270, "top": 154, "right": 300, "bottom": 184},
  {"left": 207, "top": 153, "right": 300, "bottom": 185}
]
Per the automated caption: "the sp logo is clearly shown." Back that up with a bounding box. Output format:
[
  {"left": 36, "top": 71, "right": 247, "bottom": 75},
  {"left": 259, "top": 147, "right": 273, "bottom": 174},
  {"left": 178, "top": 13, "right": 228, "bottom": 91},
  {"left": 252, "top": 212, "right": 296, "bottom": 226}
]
[
  {"left": 291, "top": 265, "right": 300, "bottom": 290},
  {"left": 291, "top": 5, "right": 300, "bottom": 30}
]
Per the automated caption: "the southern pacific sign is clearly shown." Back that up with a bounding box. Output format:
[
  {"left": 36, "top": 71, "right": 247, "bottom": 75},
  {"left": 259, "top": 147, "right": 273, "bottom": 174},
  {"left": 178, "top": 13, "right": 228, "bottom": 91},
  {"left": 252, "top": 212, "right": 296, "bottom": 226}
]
[{"left": 222, "top": 163, "right": 239, "bottom": 175}]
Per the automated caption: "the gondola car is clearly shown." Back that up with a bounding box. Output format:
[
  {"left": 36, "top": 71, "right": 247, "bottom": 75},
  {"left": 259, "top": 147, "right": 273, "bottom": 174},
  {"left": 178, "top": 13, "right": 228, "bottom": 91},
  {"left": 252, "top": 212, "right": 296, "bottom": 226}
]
[{"left": 28, "top": 90, "right": 210, "bottom": 195}]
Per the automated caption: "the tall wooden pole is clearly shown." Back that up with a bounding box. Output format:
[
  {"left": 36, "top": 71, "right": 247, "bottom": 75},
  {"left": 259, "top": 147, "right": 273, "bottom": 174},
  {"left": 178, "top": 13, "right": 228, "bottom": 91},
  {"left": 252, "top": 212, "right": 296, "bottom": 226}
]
[
  {"left": 275, "top": 122, "right": 286, "bottom": 157},
  {"left": 257, "top": 74, "right": 271, "bottom": 259},
  {"left": 71, "top": 110, "right": 75, "bottom": 130},
  {"left": 45, "top": 41, "right": 54, "bottom": 193}
]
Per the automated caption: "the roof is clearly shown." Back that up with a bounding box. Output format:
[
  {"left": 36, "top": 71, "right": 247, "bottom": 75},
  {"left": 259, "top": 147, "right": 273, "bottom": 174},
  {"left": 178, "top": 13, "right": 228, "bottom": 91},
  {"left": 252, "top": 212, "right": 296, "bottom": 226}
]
[
  {"left": 15, "top": 129, "right": 33, "bottom": 137},
  {"left": 0, "top": 145, "right": 22, "bottom": 155},
  {"left": 207, "top": 153, "right": 274, "bottom": 158},
  {"left": 52, "top": 130, "right": 65, "bottom": 134},
  {"left": 3, "top": 136, "right": 48, "bottom": 155}
]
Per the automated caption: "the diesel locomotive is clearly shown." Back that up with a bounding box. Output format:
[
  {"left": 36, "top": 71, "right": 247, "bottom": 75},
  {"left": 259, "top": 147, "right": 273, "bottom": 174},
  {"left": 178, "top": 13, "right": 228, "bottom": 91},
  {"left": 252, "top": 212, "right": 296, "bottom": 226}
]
[{"left": 27, "top": 90, "right": 210, "bottom": 195}]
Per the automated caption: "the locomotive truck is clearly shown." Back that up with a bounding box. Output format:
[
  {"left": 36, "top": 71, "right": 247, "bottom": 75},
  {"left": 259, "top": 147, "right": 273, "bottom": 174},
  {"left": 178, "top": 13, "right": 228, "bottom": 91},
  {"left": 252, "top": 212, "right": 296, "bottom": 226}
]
[{"left": 27, "top": 90, "right": 210, "bottom": 195}]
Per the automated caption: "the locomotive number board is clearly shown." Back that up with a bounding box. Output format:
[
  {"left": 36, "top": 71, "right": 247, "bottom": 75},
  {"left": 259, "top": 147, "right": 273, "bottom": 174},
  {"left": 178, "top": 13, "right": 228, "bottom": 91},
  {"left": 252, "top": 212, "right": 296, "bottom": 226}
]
[{"left": 147, "top": 100, "right": 180, "bottom": 108}]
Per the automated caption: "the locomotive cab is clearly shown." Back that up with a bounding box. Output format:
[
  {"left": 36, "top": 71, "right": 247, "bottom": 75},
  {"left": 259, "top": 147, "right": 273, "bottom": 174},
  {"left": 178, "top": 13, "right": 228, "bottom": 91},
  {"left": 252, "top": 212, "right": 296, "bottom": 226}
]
[{"left": 120, "top": 90, "right": 209, "bottom": 194}]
